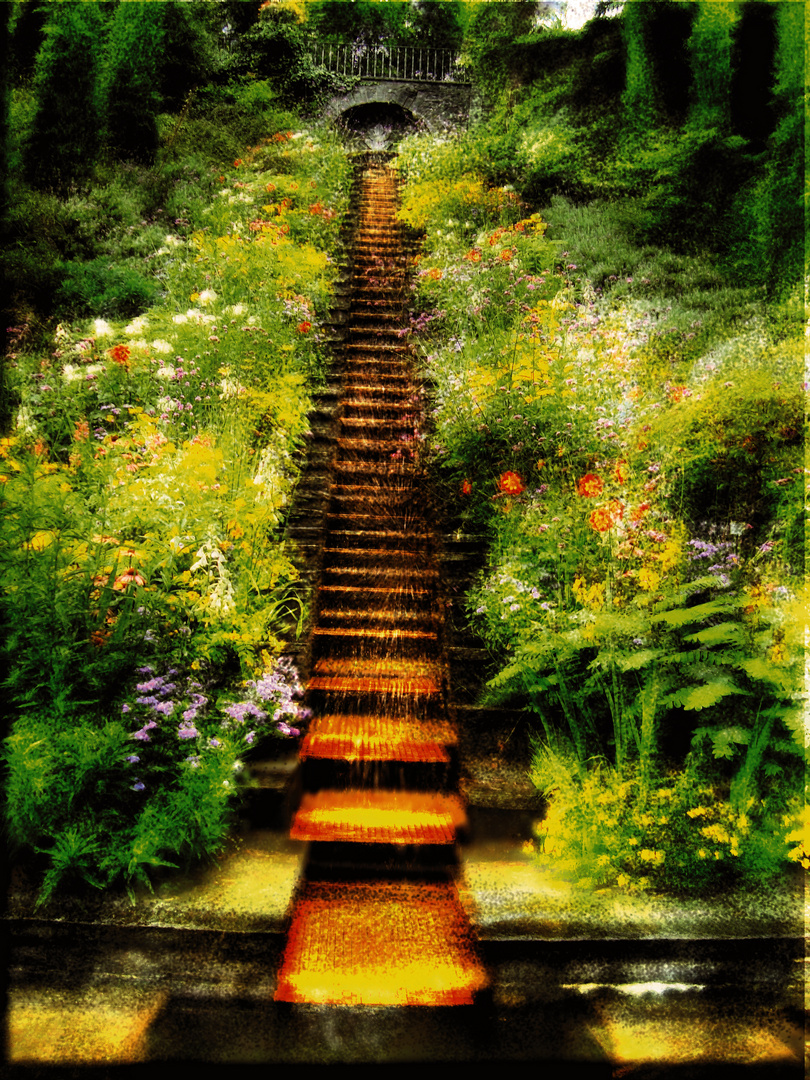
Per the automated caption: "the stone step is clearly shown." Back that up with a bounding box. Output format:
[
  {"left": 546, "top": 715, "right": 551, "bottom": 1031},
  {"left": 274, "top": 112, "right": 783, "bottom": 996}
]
[{"left": 290, "top": 789, "right": 466, "bottom": 844}]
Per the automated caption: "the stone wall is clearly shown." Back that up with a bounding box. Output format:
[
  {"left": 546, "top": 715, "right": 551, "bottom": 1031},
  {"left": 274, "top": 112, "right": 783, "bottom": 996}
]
[{"left": 324, "top": 79, "right": 473, "bottom": 132}]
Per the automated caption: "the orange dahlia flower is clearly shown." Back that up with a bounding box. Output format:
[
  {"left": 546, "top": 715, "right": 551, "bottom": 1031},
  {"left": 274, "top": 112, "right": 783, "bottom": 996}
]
[
  {"left": 577, "top": 473, "right": 603, "bottom": 497},
  {"left": 499, "top": 471, "right": 525, "bottom": 496}
]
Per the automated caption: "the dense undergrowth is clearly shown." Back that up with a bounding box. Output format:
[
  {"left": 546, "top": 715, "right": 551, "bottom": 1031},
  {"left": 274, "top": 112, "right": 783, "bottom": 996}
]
[
  {"left": 394, "top": 116, "right": 805, "bottom": 896},
  {"left": 2, "top": 94, "right": 351, "bottom": 904}
]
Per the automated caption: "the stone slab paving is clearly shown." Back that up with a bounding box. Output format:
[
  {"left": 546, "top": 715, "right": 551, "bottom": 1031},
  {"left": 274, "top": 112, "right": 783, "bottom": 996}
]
[{"left": 6, "top": 829, "right": 805, "bottom": 1069}]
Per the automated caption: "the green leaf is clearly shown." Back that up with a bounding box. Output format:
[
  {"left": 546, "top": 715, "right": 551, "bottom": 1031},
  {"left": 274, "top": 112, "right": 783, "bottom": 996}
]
[
  {"left": 667, "top": 679, "right": 742, "bottom": 711},
  {"left": 616, "top": 648, "right": 663, "bottom": 672},
  {"left": 652, "top": 597, "right": 734, "bottom": 627},
  {"left": 710, "top": 726, "right": 750, "bottom": 759},
  {"left": 683, "top": 622, "right": 745, "bottom": 647}
]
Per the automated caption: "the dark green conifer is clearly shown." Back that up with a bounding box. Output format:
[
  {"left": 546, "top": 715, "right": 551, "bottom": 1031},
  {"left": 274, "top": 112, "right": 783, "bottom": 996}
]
[
  {"left": 101, "top": 1, "right": 165, "bottom": 163},
  {"left": 23, "top": 2, "right": 104, "bottom": 191}
]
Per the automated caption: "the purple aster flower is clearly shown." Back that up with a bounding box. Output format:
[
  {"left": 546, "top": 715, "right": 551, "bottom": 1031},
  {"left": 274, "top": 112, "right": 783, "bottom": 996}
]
[
  {"left": 153, "top": 701, "right": 175, "bottom": 716},
  {"left": 125, "top": 754, "right": 140, "bottom": 763},
  {"left": 209, "top": 737, "right": 221, "bottom": 748},
  {"left": 122, "top": 703, "right": 131, "bottom": 713},
  {"left": 178, "top": 724, "right": 199, "bottom": 739},
  {"left": 132, "top": 779, "right": 145, "bottom": 791},
  {"left": 245, "top": 731, "right": 256, "bottom": 745}
]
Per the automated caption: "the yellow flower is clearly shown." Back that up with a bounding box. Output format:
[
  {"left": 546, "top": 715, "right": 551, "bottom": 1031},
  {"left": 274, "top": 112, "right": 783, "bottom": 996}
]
[
  {"left": 616, "top": 873, "right": 630, "bottom": 887},
  {"left": 628, "top": 837, "right": 639, "bottom": 846},
  {"left": 640, "top": 848, "right": 664, "bottom": 864},
  {"left": 697, "top": 848, "right": 708, "bottom": 859},
  {"left": 638, "top": 566, "right": 661, "bottom": 592}
]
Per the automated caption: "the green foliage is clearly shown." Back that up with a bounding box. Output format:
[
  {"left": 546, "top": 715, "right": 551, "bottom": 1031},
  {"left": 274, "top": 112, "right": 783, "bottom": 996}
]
[
  {"left": 688, "top": 0, "right": 734, "bottom": 129},
  {"left": 54, "top": 257, "right": 160, "bottom": 320},
  {"left": 23, "top": 1, "right": 105, "bottom": 190},
  {"left": 531, "top": 745, "right": 804, "bottom": 895},
  {"left": 102, "top": 1, "right": 165, "bottom": 163},
  {"left": 397, "top": 116, "right": 804, "bottom": 895},
  {"left": 2, "top": 656, "right": 308, "bottom": 906}
]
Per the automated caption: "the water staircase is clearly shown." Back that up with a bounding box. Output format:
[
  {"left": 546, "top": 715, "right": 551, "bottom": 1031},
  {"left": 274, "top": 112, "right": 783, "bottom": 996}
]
[{"left": 274, "top": 159, "right": 488, "bottom": 1006}]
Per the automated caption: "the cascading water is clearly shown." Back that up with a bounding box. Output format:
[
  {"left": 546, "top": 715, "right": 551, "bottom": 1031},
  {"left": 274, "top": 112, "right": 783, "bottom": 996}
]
[{"left": 274, "top": 159, "right": 488, "bottom": 1007}]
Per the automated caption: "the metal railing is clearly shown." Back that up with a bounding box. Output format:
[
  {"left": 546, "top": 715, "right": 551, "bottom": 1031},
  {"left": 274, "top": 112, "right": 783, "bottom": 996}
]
[{"left": 311, "top": 42, "right": 466, "bottom": 84}]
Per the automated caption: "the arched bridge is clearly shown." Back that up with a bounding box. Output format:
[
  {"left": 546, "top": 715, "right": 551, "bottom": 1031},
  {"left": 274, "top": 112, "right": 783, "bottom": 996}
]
[{"left": 313, "top": 42, "right": 473, "bottom": 144}]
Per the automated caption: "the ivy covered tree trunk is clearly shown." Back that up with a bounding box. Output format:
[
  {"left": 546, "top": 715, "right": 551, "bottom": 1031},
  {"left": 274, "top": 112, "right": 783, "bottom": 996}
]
[
  {"left": 688, "top": 0, "right": 738, "bottom": 131},
  {"left": 23, "top": 2, "right": 105, "bottom": 191},
  {"left": 102, "top": 1, "right": 165, "bottom": 164}
]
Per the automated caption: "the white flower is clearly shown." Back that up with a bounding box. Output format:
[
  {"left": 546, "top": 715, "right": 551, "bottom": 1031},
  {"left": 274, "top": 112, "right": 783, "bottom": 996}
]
[
  {"left": 151, "top": 339, "right": 173, "bottom": 353},
  {"left": 125, "top": 316, "right": 148, "bottom": 335},
  {"left": 227, "top": 304, "right": 245, "bottom": 316},
  {"left": 172, "top": 314, "right": 188, "bottom": 325},
  {"left": 128, "top": 339, "right": 148, "bottom": 351},
  {"left": 155, "top": 366, "right": 176, "bottom": 381},
  {"left": 62, "top": 364, "right": 82, "bottom": 383},
  {"left": 185, "top": 309, "right": 202, "bottom": 321},
  {"left": 219, "top": 378, "right": 247, "bottom": 400},
  {"left": 15, "top": 407, "right": 36, "bottom": 435},
  {"left": 164, "top": 235, "right": 182, "bottom": 247},
  {"left": 93, "top": 319, "right": 113, "bottom": 337},
  {"left": 85, "top": 364, "right": 103, "bottom": 378},
  {"left": 198, "top": 289, "right": 218, "bottom": 306}
]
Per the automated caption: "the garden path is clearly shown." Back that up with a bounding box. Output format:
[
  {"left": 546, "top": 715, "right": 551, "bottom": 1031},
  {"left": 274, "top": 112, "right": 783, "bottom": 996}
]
[{"left": 274, "top": 161, "right": 488, "bottom": 1006}]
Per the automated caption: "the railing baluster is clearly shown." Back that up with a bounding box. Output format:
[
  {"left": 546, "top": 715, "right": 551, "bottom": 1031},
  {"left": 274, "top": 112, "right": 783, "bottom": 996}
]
[{"left": 308, "top": 39, "right": 463, "bottom": 82}]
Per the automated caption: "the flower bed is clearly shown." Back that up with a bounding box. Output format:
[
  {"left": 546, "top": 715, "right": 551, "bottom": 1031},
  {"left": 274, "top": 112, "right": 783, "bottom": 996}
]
[
  {"left": 394, "top": 129, "right": 806, "bottom": 896},
  {"left": 2, "top": 122, "right": 351, "bottom": 904}
]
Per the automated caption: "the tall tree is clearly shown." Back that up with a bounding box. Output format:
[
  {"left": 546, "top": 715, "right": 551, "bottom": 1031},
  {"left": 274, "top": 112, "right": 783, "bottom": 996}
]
[
  {"left": 0, "top": 0, "right": 12, "bottom": 433},
  {"left": 101, "top": 1, "right": 165, "bottom": 163},
  {"left": 23, "top": 1, "right": 105, "bottom": 190}
]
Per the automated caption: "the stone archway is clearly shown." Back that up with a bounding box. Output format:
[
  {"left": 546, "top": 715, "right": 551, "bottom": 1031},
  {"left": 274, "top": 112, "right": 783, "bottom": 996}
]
[
  {"left": 325, "top": 79, "right": 472, "bottom": 140},
  {"left": 336, "top": 101, "right": 419, "bottom": 151}
]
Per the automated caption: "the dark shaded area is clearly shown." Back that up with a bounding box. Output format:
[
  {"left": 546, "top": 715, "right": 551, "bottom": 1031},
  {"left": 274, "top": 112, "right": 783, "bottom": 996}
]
[
  {"left": 731, "top": 1, "right": 778, "bottom": 143},
  {"left": 339, "top": 102, "right": 418, "bottom": 150},
  {"left": 643, "top": 0, "right": 696, "bottom": 124}
]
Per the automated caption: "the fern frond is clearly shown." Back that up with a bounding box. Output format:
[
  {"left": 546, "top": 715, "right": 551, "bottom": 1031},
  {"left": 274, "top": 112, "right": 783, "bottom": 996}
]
[{"left": 683, "top": 621, "right": 746, "bottom": 647}]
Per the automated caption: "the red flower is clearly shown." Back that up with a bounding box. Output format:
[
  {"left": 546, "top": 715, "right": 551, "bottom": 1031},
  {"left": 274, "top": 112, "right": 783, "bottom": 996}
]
[
  {"left": 233, "top": 158, "right": 243, "bottom": 168},
  {"left": 113, "top": 568, "right": 146, "bottom": 591},
  {"left": 461, "top": 479, "right": 472, "bottom": 495},
  {"left": 107, "top": 344, "right": 131, "bottom": 368},
  {"left": 297, "top": 321, "right": 312, "bottom": 334},
  {"left": 498, "top": 471, "right": 525, "bottom": 496},
  {"left": 589, "top": 500, "right": 624, "bottom": 532},
  {"left": 589, "top": 507, "right": 615, "bottom": 532},
  {"left": 577, "top": 473, "right": 603, "bottom": 498},
  {"left": 630, "top": 501, "right": 651, "bottom": 523},
  {"left": 463, "top": 249, "right": 482, "bottom": 262}
]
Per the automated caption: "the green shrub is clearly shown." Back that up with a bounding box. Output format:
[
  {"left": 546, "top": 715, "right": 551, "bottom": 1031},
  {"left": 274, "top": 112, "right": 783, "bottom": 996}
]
[
  {"left": 54, "top": 258, "right": 160, "bottom": 319},
  {"left": 23, "top": 2, "right": 104, "bottom": 190}
]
